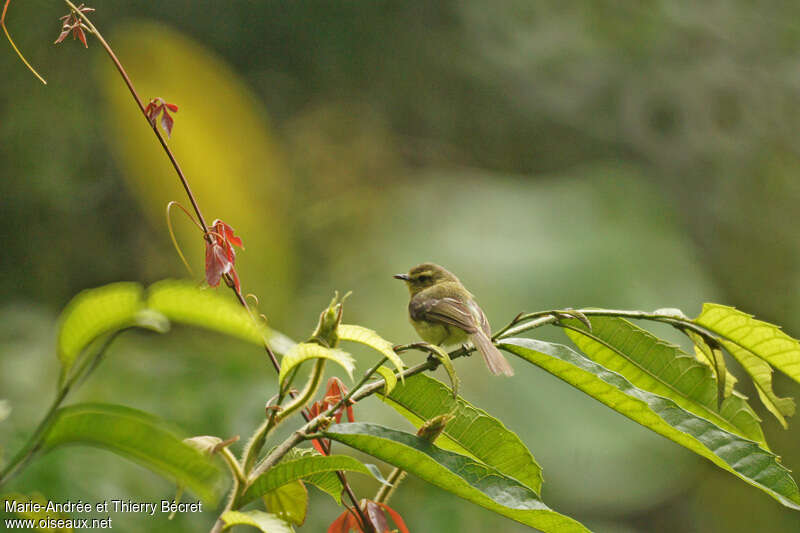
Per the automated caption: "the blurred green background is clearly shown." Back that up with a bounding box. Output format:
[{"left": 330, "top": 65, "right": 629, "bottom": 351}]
[{"left": 2, "top": 2, "right": 800, "bottom": 531}]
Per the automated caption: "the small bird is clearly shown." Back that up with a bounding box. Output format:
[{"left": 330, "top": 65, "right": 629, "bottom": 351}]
[{"left": 394, "top": 263, "right": 514, "bottom": 376}]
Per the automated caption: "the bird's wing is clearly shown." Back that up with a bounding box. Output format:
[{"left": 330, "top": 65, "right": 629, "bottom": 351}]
[
  {"left": 472, "top": 301, "right": 493, "bottom": 338},
  {"left": 409, "top": 296, "right": 479, "bottom": 333}
]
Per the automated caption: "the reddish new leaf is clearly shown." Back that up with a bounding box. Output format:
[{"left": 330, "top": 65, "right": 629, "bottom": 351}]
[
  {"left": 161, "top": 110, "right": 174, "bottom": 138},
  {"left": 324, "top": 377, "right": 355, "bottom": 423},
  {"left": 306, "top": 401, "right": 331, "bottom": 454},
  {"left": 75, "top": 25, "right": 87, "bottom": 47},
  {"left": 54, "top": 4, "right": 94, "bottom": 48},
  {"left": 365, "top": 501, "right": 391, "bottom": 533},
  {"left": 145, "top": 97, "right": 179, "bottom": 137},
  {"left": 327, "top": 508, "right": 363, "bottom": 533},
  {"left": 377, "top": 502, "right": 410, "bottom": 533},
  {"left": 328, "top": 500, "right": 408, "bottom": 533},
  {"left": 203, "top": 219, "right": 244, "bottom": 292},
  {"left": 205, "top": 242, "right": 232, "bottom": 288}
]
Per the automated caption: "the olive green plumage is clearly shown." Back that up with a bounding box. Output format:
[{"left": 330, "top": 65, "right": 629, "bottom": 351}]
[{"left": 394, "top": 263, "right": 514, "bottom": 377}]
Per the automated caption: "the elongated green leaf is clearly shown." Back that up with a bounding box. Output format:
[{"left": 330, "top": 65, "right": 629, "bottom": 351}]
[
  {"left": 57, "top": 283, "right": 168, "bottom": 382},
  {"left": 695, "top": 304, "right": 800, "bottom": 384},
  {"left": 325, "top": 423, "right": 587, "bottom": 532},
  {"left": 694, "top": 304, "right": 798, "bottom": 428},
  {"left": 278, "top": 449, "right": 346, "bottom": 504},
  {"left": 263, "top": 480, "right": 308, "bottom": 527},
  {"left": 426, "top": 344, "right": 460, "bottom": 399},
  {"left": 338, "top": 324, "right": 405, "bottom": 375},
  {"left": 220, "top": 510, "right": 294, "bottom": 532},
  {"left": 40, "top": 403, "right": 223, "bottom": 503},
  {"left": 147, "top": 280, "right": 271, "bottom": 347},
  {"left": 564, "top": 317, "right": 766, "bottom": 445},
  {"left": 501, "top": 338, "right": 800, "bottom": 510},
  {"left": 374, "top": 365, "right": 398, "bottom": 396},
  {"left": 684, "top": 333, "right": 765, "bottom": 443},
  {"left": 687, "top": 331, "right": 733, "bottom": 399},
  {"left": 721, "top": 340, "right": 795, "bottom": 429},
  {"left": 381, "top": 374, "right": 542, "bottom": 494},
  {"left": 278, "top": 343, "right": 354, "bottom": 385},
  {"left": 241, "top": 454, "right": 373, "bottom": 505}
]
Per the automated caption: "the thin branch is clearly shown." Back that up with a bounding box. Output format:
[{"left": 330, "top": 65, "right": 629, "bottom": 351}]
[
  {"left": 493, "top": 307, "right": 719, "bottom": 342},
  {"left": 2, "top": 0, "right": 47, "bottom": 84},
  {"left": 63, "top": 0, "right": 209, "bottom": 234}
]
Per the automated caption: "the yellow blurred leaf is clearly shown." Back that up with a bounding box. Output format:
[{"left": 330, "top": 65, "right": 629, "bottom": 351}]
[{"left": 97, "top": 22, "right": 292, "bottom": 317}]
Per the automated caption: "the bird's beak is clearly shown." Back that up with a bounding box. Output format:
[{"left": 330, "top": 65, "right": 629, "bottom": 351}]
[{"left": 393, "top": 273, "right": 410, "bottom": 281}]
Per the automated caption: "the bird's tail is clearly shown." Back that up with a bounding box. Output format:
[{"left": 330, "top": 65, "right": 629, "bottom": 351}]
[{"left": 470, "top": 331, "right": 514, "bottom": 376}]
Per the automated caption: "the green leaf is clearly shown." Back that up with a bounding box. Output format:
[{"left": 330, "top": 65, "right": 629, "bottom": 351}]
[
  {"left": 695, "top": 303, "right": 800, "bottom": 383},
  {"left": 147, "top": 280, "right": 272, "bottom": 347},
  {"left": 338, "top": 324, "right": 405, "bottom": 376},
  {"left": 721, "top": 341, "right": 795, "bottom": 429},
  {"left": 282, "top": 449, "right": 346, "bottom": 505},
  {"left": 381, "top": 374, "right": 542, "bottom": 494},
  {"left": 220, "top": 510, "right": 294, "bottom": 532},
  {"left": 241, "top": 454, "right": 373, "bottom": 505},
  {"left": 40, "top": 403, "right": 223, "bottom": 503},
  {"left": 501, "top": 338, "right": 800, "bottom": 510},
  {"left": 694, "top": 304, "right": 799, "bottom": 427},
  {"left": 686, "top": 331, "right": 733, "bottom": 399},
  {"left": 262, "top": 480, "right": 308, "bottom": 527},
  {"left": 324, "top": 423, "right": 588, "bottom": 532},
  {"left": 183, "top": 436, "right": 224, "bottom": 456},
  {"left": 57, "top": 282, "right": 156, "bottom": 382},
  {"left": 563, "top": 317, "right": 766, "bottom": 445},
  {"left": 425, "top": 344, "right": 460, "bottom": 399},
  {"left": 278, "top": 343, "right": 354, "bottom": 385},
  {"left": 374, "top": 365, "right": 398, "bottom": 396},
  {"left": 685, "top": 334, "right": 766, "bottom": 443}
]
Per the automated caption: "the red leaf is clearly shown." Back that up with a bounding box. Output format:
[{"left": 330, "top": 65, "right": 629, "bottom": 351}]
[
  {"left": 311, "top": 438, "right": 328, "bottom": 455},
  {"left": 327, "top": 508, "right": 362, "bottom": 533},
  {"left": 161, "top": 110, "right": 174, "bottom": 137},
  {"left": 144, "top": 97, "right": 179, "bottom": 136},
  {"left": 75, "top": 26, "right": 87, "bottom": 48},
  {"left": 229, "top": 266, "right": 241, "bottom": 292},
  {"left": 54, "top": 29, "right": 71, "bottom": 44},
  {"left": 323, "top": 377, "right": 355, "bottom": 423},
  {"left": 365, "top": 501, "right": 390, "bottom": 533},
  {"left": 213, "top": 219, "right": 243, "bottom": 249},
  {"left": 205, "top": 242, "right": 231, "bottom": 287},
  {"left": 377, "top": 502, "right": 410, "bottom": 533},
  {"left": 307, "top": 402, "right": 322, "bottom": 418}
]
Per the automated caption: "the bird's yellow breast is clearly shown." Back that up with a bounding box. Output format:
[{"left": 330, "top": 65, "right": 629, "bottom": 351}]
[{"left": 410, "top": 318, "right": 469, "bottom": 347}]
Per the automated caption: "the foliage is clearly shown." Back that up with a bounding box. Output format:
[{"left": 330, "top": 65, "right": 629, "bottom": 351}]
[{"left": 3, "top": 3, "right": 800, "bottom": 532}]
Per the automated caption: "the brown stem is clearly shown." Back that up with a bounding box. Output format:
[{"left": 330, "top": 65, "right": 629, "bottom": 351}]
[
  {"left": 67, "top": 3, "right": 371, "bottom": 527},
  {"left": 64, "top": 0, "right": 209, "bottom": 235}
]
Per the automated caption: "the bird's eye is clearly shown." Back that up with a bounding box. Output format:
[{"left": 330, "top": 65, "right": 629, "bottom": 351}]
[{"left": 418, "top": 275, "right": 432, "bottom": 283}]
